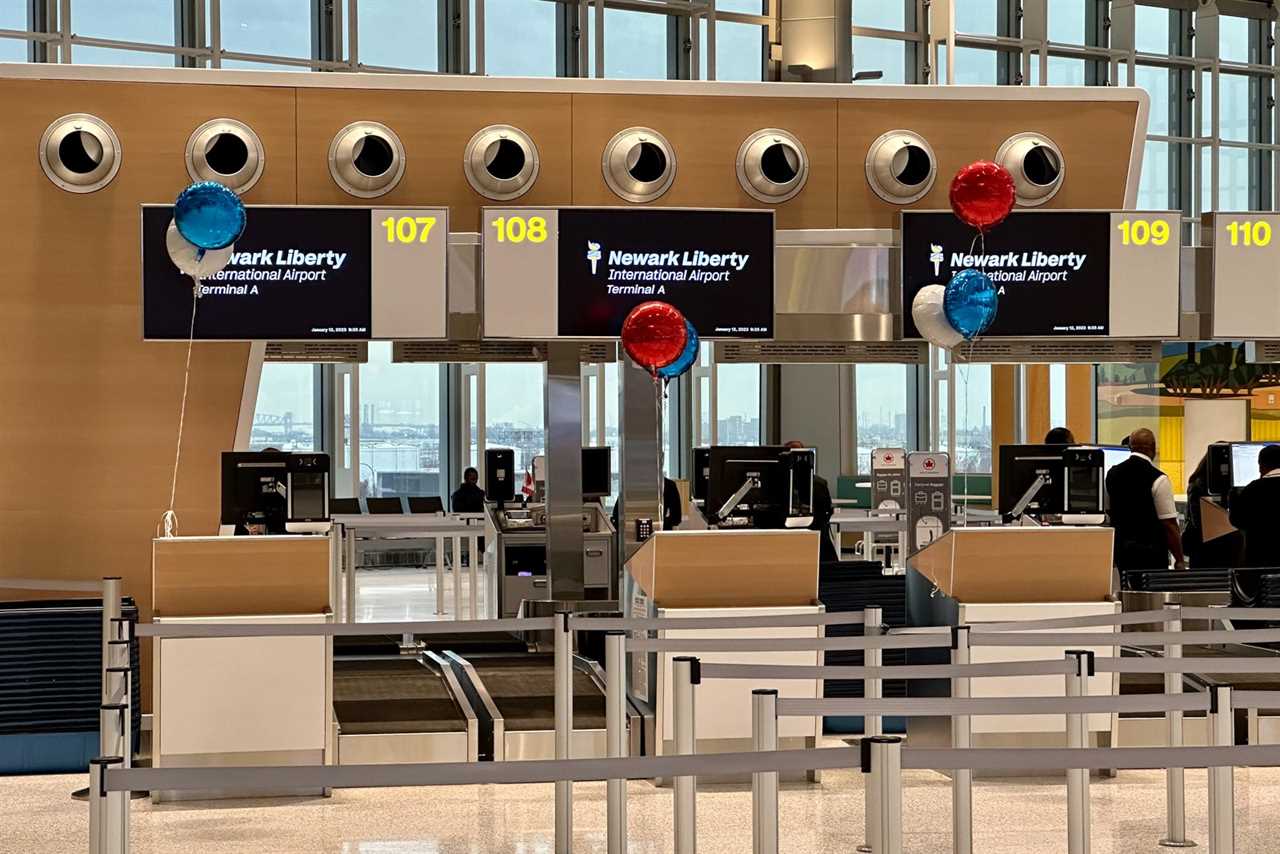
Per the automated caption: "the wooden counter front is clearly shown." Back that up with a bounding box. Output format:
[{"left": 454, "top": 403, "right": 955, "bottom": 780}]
[
  {"left": 152, "top": 536, "right": 331, "bottom": 618},
  {"left": 626, "top": 529, "right": 819, "bottom": 609}
]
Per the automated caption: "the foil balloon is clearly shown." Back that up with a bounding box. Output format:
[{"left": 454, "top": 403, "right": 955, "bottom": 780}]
[
  {"left": 943, "top": 269, "right": 999, "bottom": 340},
  {"left": 949, "top": 161, "right": 1015, "bottom": 233},
  {"left": 174, "top": 180, "right": 246, "bottom": 250},
  {"left": 166, "top": 220, "right": 233, "bottom": 278},
  {"left": 621, "top": 301, "right": 688, "bottom": 373},
  {"left": 657, "top": 319, "right": 699, "bottom": 380},
  {"left": 911, "top": 284, "right": 963, "bottom": 349}
]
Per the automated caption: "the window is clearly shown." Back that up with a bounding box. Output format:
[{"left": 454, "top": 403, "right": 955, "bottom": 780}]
[
  {"left": 358, "top": 343, "right": 442, "bottom": 498},
  {"left": 700, "top": 19, "right": 764, "bottom": 82},
  {"left": 1219, "top": 15, "right": 1252, "bottom": 64},
  {"left": 1049, "top": 364, "right": 1066, "bottom": 429},
  {"left": 856, "top": 364, "right": 911, "bottom": 474},
  {"left": 853, "top": 1, "right": 906, "bottom": 30},
  {"left": 1138, "top": 140, "right": 1173, "bottom": 210},
  {"left": 485, "top": 0, "right": 556, "bottom": 77},
  {"left": 589, "top": 10, "right": 668, "bottom": 79},
  {"left": 716, "top": 363, "right": 761, "bottom": 445},
  {"left": 955, "top": 363, "right": 991, "bottom": 474},
  {"left": 1134, "top": 5, "right": 1172, "bottom": 54},
  {"left": 1045, "top": 57, "right": 1085, "bottom": 86},
  {"left": 954, "top": 2, "right": 997, "bottom": 35},
  {"left": 485, "top": 363, "right": 545, "bottom": 480},
  {"left": 1135, "top": 65, "right": 1172, "bottom": 136},
  {"left": 1047, "top": 0, "right": 1085, "bottom": 44},
  {"left": 220, "top": 0, "right": 312, "bottom": 58},
  {"left": 357, "top": 0, "right": 439, "bottom": 70},
  {"left": 950, "top": 47, "right": 1000, "bottom": 84},
  {"left": 0, "top": 38, "right": 24, "bottom": 61},
  {"left": 853, "top": 37, "right": 909, "bottom": 84},
  {"left": 75, "top": 1, "right": 174, "bottom": 45},
  {"left": 250, "top": 363, "right": 317, "bottom": 451}
]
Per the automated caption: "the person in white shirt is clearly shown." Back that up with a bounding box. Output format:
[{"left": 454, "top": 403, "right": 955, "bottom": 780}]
[{"left": 1104, "top": 428, "right": 1185, "bottom": 570}]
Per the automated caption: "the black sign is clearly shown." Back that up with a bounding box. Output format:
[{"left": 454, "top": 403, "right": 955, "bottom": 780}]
[
  {"left": 901, "top": 211, "right": 1111, "bottom": 338},
  {"left": 555, "top": 208, "right": 774, "bottom": 339},
  {"left": 142, "top": 206, "right": 373, "bottom": 340}
]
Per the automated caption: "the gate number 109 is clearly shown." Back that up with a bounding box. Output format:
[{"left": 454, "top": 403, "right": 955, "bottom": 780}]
[{"left": 1116, "top": 218, "right": 1171, "bottom": 247}]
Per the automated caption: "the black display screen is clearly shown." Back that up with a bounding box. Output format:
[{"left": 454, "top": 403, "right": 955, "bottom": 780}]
[
  {"left": 142, "top": 206, "right": 373, "bottom": 340},
  {"left": 555, "top": 208, "right": 774, "bottom": 338},
  {"left": 901, "top": 210, "right": 1111, "bottom": 338}
]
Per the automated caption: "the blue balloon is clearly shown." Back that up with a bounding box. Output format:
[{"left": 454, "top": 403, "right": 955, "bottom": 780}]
[
  {"left": 173, "top": 181, "right": 246, "bottom": 251},
  {"left": 657, "top": 320, "right": 699, "bottom": 380},
  {"left": 943, "top": 269, "right": 998, "bottom": 340}
]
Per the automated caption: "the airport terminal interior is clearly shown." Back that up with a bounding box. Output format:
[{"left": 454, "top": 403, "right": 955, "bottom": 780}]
[{"left": 13, "top": 1, "right": 1280, "bottom": 852}]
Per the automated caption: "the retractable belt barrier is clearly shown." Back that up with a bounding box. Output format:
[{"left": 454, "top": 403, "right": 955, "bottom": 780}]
[
  {"left": 776, "top": 693, "right": 1210, "bottom": 718},
  {"left": 0, "top": 577, "right": 106, "bottom": 593},
  {"left": 628, "top": 634, "right": 949, "bottom": 653},
  {"left": 571, "top": 612, "right": 865, "bottom": 631}
]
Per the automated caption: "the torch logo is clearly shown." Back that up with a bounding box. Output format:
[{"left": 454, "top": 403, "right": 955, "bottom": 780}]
[
  {"left": 929, "top": 243, "right": 944, "bottom": 277},
  {"left": 586, "top": 241, "right": 602, "bottom": 274}
]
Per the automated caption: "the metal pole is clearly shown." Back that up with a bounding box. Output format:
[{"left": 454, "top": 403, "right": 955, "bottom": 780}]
[
  {"left": 345, "top": 531, "right": 357, "bottom": 623},
  {"left": 88, "top": 758, "right": 107, "bottom": 854},
  {"left": 673, "top": 656, "right": 699, "bottom": 854},
  {"left": 1065, "top": 651, "right": 1091, "bottom": 854},
  {"left": 434, "top": 535, "right": 446, "bottom": 616},
  {"left": 452, "top": 535, "right": 463, "bottom": 619},
  {"left": 862, "top": 736, "right": 903, "bottom": 854},
  {"left": 554, "top": 610, "right": 574, "bottom": 853},
  {"left": 1160, "top": 603, "right": 1196, "bottom": 848},
  {"left": 1208, "top": 685, "right": 1234, "bottom": 854},
  {"left": 951, "top": 626, "right": 972, "bottom": 854},
  {"left": 752, "top": 689, "right": 780, "bottom": 854},
  {"left": 101, "top": 578, "right": 121, "bottom": 704},
  {"left": 605, "top": 631, "right": 628, "bottom": 854},
  {"left": 858, "top": 605, "right": 883, "bottom": 854},
  {"left": 469, "top": 532, "right": 480, "bottom": 620}
]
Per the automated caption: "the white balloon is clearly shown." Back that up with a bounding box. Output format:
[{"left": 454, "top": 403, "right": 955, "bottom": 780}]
[
  {"left": 166, "top": 219, "right": 233, "bottom": 278},
  {"left": 912, "top": 284, "right": 964, "bottom": 349}
]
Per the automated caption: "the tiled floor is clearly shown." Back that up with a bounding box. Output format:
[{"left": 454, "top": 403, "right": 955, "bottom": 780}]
[
  {"left": 4, "top": 763, "right": 1280, "bottom": 853},
  {"left": 352, "top": 565, "right": 486, "bottom": 623}
]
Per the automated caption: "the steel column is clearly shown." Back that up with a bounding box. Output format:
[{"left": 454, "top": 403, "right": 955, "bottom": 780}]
[
  {"left": 673, "top": 656, "right": 699, "bottom": 854},
  {"left": 752, "top": 689, "right": 779, "bottom": 854},
  {"left": 1160, "top": 604, "right": 1196, "bottom": 848},
  {"left": 554, "top": 610, "right": 574, "bottom": 852}
]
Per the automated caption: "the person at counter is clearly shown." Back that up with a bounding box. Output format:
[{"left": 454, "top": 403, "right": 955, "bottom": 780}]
[
  {"left": 1183, "top": 449, "right": 1243, "bottom": 567},
  {"left": 785, "top": 440, "right": 837, "bottom": 563},
  {"left": 1229, "top": 443, "right": 1280, "bottom": 568},
  {"left": 1105, "top": 428, "right": 1185, "bottom": 570},
  {"left": 610, "top": 477, "right": 684, "bottom": 530},
  {"left": 1044, "top": 426, "right": 1076, "bottom": 444},
  {"left": 450, "top": 467, "right": 486, "bottom": 513}
]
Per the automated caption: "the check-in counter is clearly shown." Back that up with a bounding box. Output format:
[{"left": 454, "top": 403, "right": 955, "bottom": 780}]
[
  {"left": 151, "top": 535, "right": 334, "bottom": 801},
  {"left": 907, "top": 526, "right": 1120, "bottom": 753},
  {"left": 623, "top": 529, "right": 824, "bottom": 770}
]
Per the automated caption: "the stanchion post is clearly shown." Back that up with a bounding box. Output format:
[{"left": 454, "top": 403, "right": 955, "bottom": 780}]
[
  {"left": 89, "top": 756, "right": 126, "bottom": 854},
  {"left": 344, "top": 531, "right": 357, "bottom": 623},
  {"left": 861, "top": 736, "right": 903, "bottom": 854},
  {"left": 1065, "top": 650, "right": 1093, "bottom": 854},
  {"left": 452, "top": 535, "right": 463, "bottom": 618},
  {"left": 88, "top": 758, "right": 106, "bottom": 854},
  {"left": 101, "top": 578, "right": 121, "bottom": 704},
  {"left": 752, "top": 689, "right": 780, "bottom": 854},
  {"left": 1207, "top": 685, "right": 1235, "bottom": 854},
  {"left": 1160, "top": 603, "right": 1196, "bottom": 848},
  {"left": 951, "top": 626, "right": 972, "bottom": 854},
  {"left": 605, "top": 631, "right": 628, "bottom": 854},
  {"left": 433, "top": 535, "right": 447, "bottom": 616},
  {"left": 673, "top": 656, "right": 700, "bottom": 854},
  {"left": 554, "top": 610, "right": 574, "bottom": 853},
  {"left": 468, "top": 532, "right": 480, "bottom": 620},
  {"left": 858, "top": 605, "right": 883, "bottom": 854}
]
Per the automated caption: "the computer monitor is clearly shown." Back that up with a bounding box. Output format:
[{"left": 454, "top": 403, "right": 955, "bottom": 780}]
[
  {"left": 1101, "top": 445, "right": 1129, "bottom": 480},
  {"left": 706, "top": 445, "right": 813, "bottom": 528},
  {"left": 691, "top": 447, "right": 711, "bottom": 503},
  {"left": 582, "top": 447, "right": 613, "bottom": 498},
  {"left": 1063, "top": 447, "right": 1105, "bottom": 514},
  {"left": 407, "top": 496, "right": 445, "bottom": 514},
  {"left": 1206, "top": 442, "right": 1233, "bottom": 496},
  {"left": 485, "top": 448, "right": 517, "bottom": 503},
  {"left": 997, "top": 444, "right": 1066, "bottom": 516},
  {"left": 330, "top": 497, "right": 362, "bottom": 515},
  {"left": 221, "top": 451, "right": 330, "bottom": 534},
  {"left": 706, "top": 446, "right": 784, "bottom": 522},
  {"left": 1231, "top": 442, "right": 1273, "bottom": 488},
  {"left": 365, "top": 497, "right": 404, "bottom": 514}
]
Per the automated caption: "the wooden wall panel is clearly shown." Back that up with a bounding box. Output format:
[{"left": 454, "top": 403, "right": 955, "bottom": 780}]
[
  {"left": 0, "top": 79, "right": 297, "bottom": 708},
  {"left": 294, "top": 89, "right": 573, "bottom": 229},
  {"left": 153, "top": 536, "right": 330, "bottom": 618},
  {"left": 570, "top": 94, "right": 838, "bottom": 229},
  {"left": 1066, "top": 364, "right": 1096, "bottom": 443},
  {"left": 990, "top": 364, "right": 1019, "bottom": 497},
  {"left": 1025, "top": 364, "right": 1051, "bottom": 445},
  {"left": 837, "top": 99, "right": 1140, "bottom": 229}
]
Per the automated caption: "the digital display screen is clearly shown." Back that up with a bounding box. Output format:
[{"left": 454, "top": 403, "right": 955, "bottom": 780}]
[
  {"left": 1232, "top": 442, "right": 1268, "bottom": 488},
  {"left": 556, "top": 209, "right": 774, "bottom": 338},
  {"left": 1102, "top": 446, "right": 1130, "bottom": 479},
  {"left": 142, "top": 205, "right": 447, "bottom": 341},
  {"left": 901, "top": 210, "right": 1113, "bottom": 338}
]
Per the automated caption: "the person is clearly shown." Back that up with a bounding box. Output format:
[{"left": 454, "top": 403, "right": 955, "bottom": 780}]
[
  {"left": 1229, "top": 444, "right": 1280, "bottom": 568},
  {"left": 1183, "top": 448, "right": 1243, "bottom": 568},
  {"left": 1044, "top": 426, "right": 1076, "bottom": 444},
  {"left": 451, "top": 467, "right": 486, "bottom": 513},
  {"left": 610, "top": 477, "right": 683, "bottom": 531},
  {"left": 785, "top": 440, "right": 838, "bottom": 563},
  {"left": 1105, "top": 428, "right": 1185, "bottom": 570}
]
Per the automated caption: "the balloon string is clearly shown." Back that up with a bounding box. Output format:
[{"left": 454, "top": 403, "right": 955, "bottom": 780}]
[
  {"left": 159, "top": 281, "right": 200, "bottom": 538},
  {"left": 655, "top": 372, "right": 665, "bottom": 529},
  {"left": 968, "top": 231, "right": 986, "bottom": 255}
]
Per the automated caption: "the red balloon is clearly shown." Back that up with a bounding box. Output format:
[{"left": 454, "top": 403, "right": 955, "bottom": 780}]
[
  {"left": 949, "top": 160, "right": 1016, "bottom": 233},
  {"left": 621, "top": 301, "right": 689, "bottom": 372}
]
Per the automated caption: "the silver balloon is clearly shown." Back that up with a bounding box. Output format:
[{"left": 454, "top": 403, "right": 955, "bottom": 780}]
[
  {"left": 911, "top": 284, "right": 963, "bottom": 349},
  {"left": 166, "top": 219, "right": 233, "bottom": 278}
]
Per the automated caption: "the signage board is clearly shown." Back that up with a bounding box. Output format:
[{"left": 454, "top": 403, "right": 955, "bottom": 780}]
[
  {"left": 901, "top": 210, "right": 1180, "bottom": 339},
  {"left": 482, "top": 207, "right": 774, "bottom": 340},
  {"left": 142, "top": 205, "right": 448, "bottom": 341},
  {"left": 907, "top": 451, "right": 951, "bottom": 554},
  {"left": 1208, "top": 212, "right": 1280, "bottom": 339},
  {"left": 870, "top": 448, "right": 907, "bottom": 510}
]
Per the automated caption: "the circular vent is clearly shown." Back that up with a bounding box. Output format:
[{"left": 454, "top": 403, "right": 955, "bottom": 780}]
[
  {"left": 185, "top": 118, "right": 264, "bottom": 194},
  {"left": 995, "top": 132, "right": 1065, "bottom": 206},
  {"left": 864, "top": 129, "right": 937, "bottom": 205},
  {"left": 602, "top": 127, "right": 676, "bottom": 203},
  {"left": 39, "top": 113, "right": 122, "bottom": 193},
  {"left": 464, "top": 124, "right": 540, "bottom": 201},
  {"left": 736, "top": 128, "right": 809, "bottom": 203},
  {"left": 328, "top": 121, "right": 406, "bottom": 199}
]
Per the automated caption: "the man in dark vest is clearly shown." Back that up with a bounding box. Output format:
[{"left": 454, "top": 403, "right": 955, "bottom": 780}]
[
  {"left": 1105, "top": 428, "right": 1185, "bottom": 570},
  {"left": 1229, "top": 443, "right": 1280, "bottom": 568}
]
